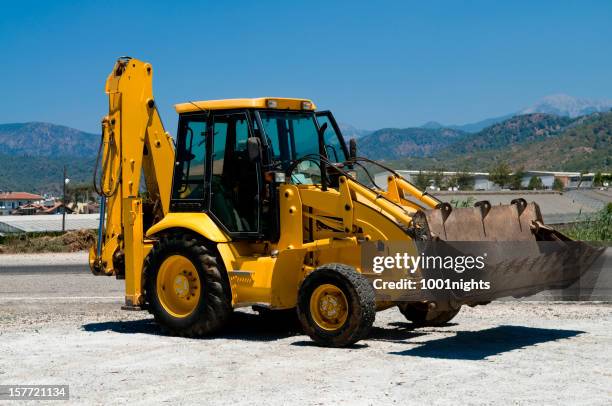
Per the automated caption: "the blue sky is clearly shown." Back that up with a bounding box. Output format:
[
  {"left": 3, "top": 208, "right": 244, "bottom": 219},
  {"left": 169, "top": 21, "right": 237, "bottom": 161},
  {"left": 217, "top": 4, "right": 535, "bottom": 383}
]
[{"left": 1, "top": 1, "right": 611, "bottom": 133}]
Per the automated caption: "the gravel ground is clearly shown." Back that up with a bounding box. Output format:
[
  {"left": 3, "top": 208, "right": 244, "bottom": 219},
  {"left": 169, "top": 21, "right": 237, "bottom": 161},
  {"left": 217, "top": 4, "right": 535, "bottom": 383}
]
[{"left": 0, "top": 271, "right": 611, "bottom": 405}]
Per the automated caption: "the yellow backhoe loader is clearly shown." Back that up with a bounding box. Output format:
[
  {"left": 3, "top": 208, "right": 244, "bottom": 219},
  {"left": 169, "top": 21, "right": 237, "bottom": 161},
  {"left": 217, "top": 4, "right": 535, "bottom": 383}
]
[{"left": 90, "top": 57, "right": 597, "bottom": 347}]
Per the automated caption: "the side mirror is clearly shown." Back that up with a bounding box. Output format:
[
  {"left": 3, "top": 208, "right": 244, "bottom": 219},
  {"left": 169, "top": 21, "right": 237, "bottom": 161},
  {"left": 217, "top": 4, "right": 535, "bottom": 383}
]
[
  {"left": 247, "top": 137, "right": 262, "bottom": 162},
  {"left": 349, "top": 138, "right": 357, "bottom": 162}
]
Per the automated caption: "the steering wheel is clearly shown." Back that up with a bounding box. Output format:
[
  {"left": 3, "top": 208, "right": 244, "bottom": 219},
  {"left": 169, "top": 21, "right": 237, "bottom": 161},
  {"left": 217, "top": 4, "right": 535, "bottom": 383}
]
[{"left": 285, "top": 155, "right": 325, "bottom": 184}]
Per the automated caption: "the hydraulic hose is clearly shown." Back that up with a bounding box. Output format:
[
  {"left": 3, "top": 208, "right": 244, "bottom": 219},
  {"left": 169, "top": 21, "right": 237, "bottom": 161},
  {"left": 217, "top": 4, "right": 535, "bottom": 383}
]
[
  {"left": 93, "top": 119, "right": 122, "bottom": 198},
  {"left": 93, "top": 119, "right": 121, "bottom": 198},
  {"left": 92, "top": 119, "right": 121, "bottom": 261}
]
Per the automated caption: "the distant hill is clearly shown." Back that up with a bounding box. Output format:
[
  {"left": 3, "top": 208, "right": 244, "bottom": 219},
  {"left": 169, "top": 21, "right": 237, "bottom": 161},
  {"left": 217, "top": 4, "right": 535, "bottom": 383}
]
[
  {"left": 416, "top": 94, "right": 612, "bottom": 134},
  {"left": 447, "top": 114, "right": 514, "bottom": 133},
  {"left": 358, "top": 127, "right": 466, "bottom": 160},
  {"left": 420, "top": 115, "right": 514, "bottom": 133},
  {"left": 420, "top": 121, "right": 444, "bottom": 129},
  {"left": 0, "top": 122, "right": 98, "bottom": 195},
  {"left": 390, "top": 112, "right": 612, "bottom": 172},
  {"left": 0, "top": 153, "right": 94, "bottom": 195},
  {"left": 445, "top": 113, "right": 574, "bottom": 154},
  {"left": 357, "top": 114, "right": 571, "bottom": 162},
  {"left": 0, "top": 122, "right": 99, "bottom": 157},
  {"left": 338, "top": 123, "right": 372, "bottom": 139},
  {"left": 477, "top": 112, "right": 612, "bottom": 171},
  {"left": 520, "top": 94, "right": 612, "bottom": 118}
]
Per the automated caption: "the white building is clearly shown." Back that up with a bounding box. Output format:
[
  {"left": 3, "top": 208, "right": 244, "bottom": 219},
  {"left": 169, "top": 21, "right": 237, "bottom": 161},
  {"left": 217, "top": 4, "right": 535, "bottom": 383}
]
[
  {"left": 521, "top": 171, "right": 595, "bottom": 190},
  {"left": 374, "top": 170, "right": 496, "bottom": 191},
  {"left": 374, "top": 170, "right": 598, "bottom": 191}
]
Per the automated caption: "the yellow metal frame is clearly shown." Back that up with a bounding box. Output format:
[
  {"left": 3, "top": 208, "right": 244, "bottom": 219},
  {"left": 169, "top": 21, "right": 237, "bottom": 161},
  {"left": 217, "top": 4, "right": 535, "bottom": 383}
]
[
  {"left": 146, "top": 213, "right": 229, "bottom": 243},
  {"left": 90, "top": 58, "right": 175, "bottom": 307},
  {"left": 175, "top": 97, "right": 316, "bottom": 114}
]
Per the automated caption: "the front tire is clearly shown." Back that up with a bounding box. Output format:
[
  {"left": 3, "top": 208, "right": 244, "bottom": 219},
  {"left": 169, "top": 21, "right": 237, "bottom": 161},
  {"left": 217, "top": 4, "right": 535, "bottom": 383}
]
[
  {"left": 144, "top": 234, "right": 232, "bottom": 337},
  {"left": 297, "top": 263, "right": 375, "bottom": 347}
]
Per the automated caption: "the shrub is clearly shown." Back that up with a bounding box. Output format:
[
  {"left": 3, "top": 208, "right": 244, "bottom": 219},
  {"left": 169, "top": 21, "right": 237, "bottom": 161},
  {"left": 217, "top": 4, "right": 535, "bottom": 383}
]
[{"left": 565, "top": 203, "right": 612, "bottom": 241}]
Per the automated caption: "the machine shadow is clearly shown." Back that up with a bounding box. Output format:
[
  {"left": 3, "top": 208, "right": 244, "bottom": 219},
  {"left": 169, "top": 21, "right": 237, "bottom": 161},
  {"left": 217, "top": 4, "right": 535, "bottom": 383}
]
[
  {"left": 367, "top": 322, "right": 428, "bottom": 342},
  {"left": 389, "top": 325, "right": 585, "bottom": 360},
  {"left": 83, "top": 310, "right": 426, "bottom": 344},
  {"left": 290, "top": 322, "right": 427, "bottom": 348},
  {"left": 83, "top": 316, "right": 583, "bottom": 354},
  {"left": 82, "top": 310, "right": 303, "bottom": 342}
]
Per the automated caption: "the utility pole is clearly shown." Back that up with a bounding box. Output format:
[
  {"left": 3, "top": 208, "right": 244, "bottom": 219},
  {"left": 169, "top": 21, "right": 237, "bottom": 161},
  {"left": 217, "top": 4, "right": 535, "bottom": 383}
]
[{"left": 62, "top": 166, "right": 67, "bottom": 232}]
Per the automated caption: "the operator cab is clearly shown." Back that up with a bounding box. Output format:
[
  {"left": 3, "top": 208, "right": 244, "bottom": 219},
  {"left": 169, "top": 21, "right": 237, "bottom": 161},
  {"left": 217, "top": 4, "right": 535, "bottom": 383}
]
[{"left": 170, "top": 97, "right": 349, "bottom": 240}]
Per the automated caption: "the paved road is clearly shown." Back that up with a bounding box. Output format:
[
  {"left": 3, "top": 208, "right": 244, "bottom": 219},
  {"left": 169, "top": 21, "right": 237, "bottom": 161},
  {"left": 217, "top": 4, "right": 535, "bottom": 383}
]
[
  {"left": 0, "top": 263, "right": 86, "bottom": 274},
  {"left": 0, "top": 252, "right": 88, "bottom": 274},
  {"left": 1, "top": 248, "right": 610, "bottom": 300}
]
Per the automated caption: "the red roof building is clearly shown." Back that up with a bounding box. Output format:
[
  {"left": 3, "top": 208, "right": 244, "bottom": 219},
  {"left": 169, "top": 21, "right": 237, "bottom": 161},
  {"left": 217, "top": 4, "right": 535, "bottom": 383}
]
[{"left": 0, "top": 192, "right": 44, "bottom": 215}]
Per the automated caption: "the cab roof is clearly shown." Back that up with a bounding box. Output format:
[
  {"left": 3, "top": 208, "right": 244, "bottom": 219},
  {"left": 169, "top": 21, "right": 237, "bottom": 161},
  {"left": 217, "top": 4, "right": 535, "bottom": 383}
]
[{"left": 174, "top": 97, "right": 316, "bottom": 113}]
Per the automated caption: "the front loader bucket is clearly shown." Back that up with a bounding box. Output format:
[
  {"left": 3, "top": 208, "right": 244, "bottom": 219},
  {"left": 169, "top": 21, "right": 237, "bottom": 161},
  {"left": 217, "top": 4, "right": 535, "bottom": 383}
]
[
  {"left": 417, "top": 199, "right": 545, "bottom": 242},
  {"left": 411, "top": 199, "right": 605, "bottom": 303}
]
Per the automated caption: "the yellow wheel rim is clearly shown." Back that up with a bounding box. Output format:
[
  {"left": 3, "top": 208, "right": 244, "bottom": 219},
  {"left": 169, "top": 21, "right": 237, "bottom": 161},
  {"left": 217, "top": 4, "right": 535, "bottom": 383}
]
[
  {"left": 309, "top": 284, "right": 349, "bottom": 331},
  {"left": 156, "top": 255, "right": 201, "bottom": 318}
]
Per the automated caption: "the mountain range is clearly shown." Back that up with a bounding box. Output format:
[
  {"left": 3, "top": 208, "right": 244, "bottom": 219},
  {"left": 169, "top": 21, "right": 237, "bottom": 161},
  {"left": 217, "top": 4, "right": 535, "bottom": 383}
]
[
  {"left": 385, "top": 112, "right": 612, "bottom": 172},
  {"left": 520, "top": 94, "right": 612, "bottom": 118},
  {"left": 0, "top": 94, "right": 610, "bottom": 194},
  {"left": 340, "top": 94, "right": 612, "bottom": 137},
  {"left": 357, "top": 127, "right": 465, "bottom": 160},
  {"left": 0, "top": 122, "right": 98, "bottom": 157},
  {"left": 424, "top": 93, "right": 612, "bottom": 133},
  {"left": 0, "top": 123, "right": 98, "bottom": 195},
  {"left": 419, "top": 114, "right": 514, "bottom": 133}
]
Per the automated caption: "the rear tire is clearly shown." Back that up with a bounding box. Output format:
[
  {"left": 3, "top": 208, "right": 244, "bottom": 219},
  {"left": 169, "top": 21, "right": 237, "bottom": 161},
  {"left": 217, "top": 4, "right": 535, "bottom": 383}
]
[
  {"left": 297, "top": 263, "right": 375, "bottom": 347},
  {"left": 398, "top": 303, "right": 460, "bottom": 327},
  {"left": 144, "top": 234, "right": 232, "bottom": 337}
]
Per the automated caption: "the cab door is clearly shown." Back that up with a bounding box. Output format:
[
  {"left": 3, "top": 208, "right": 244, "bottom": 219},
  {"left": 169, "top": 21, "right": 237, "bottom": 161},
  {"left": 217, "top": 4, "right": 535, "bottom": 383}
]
[
  {"left": 208, "top": 111, "right": 262, "bottom": 237},
  {"left": 315, "top": 110, "right": 349, "bottom": 164}
]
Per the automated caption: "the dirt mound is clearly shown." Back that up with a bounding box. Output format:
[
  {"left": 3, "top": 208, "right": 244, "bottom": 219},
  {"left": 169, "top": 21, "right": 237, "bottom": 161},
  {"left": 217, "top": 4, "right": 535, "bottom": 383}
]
[{"left": 0, "top": 229, "right": 96, "bottom": 254}]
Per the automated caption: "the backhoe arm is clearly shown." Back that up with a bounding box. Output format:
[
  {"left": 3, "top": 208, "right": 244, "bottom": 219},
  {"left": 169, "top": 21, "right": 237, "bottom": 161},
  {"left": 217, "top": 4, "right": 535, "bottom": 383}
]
[{"left": 90, "top": 58, "right": 175, "bottom": 308}]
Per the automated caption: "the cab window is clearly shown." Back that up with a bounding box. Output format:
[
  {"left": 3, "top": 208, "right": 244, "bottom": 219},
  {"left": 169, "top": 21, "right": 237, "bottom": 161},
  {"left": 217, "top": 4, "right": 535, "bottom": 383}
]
[
  {"left": 171, "top": 115, "right": 207, "bottom": 202},
  {"left": 258, "top": 111, "right": 322, "bottom": 184}
]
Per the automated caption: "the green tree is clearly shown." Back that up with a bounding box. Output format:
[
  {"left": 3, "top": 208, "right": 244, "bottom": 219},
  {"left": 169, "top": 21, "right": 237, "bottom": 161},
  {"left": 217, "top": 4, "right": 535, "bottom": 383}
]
[
  {"left": 489, "top": 162, "right": 512, "bottom": 188},
  {"left": 66, "top": 182, "right": 97, "bottom": 203},
  {"left": 553, "top": 177, "right": 564, "bottom": 191},
  {"left": 528, "top": 176, "right": 544, "bottom": 190},
  {"left": 456, "top": 170, "right": 475, "bottom": 191},
  {"left": 432, "top": 169, "right": 445, "bottom": 189},
  {"left": 510, "top": 167, "right": 525, "bottom": 190},
  {"left": 414, "top": 171, "right": 429, "bottom": 190},
  {"left": 593, "top": 172, "right": 603, "bottom": 187},
  {"left": 446, "top": 175, "right": 459, "bottom": 190}
]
